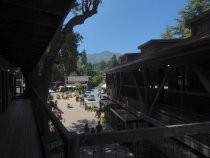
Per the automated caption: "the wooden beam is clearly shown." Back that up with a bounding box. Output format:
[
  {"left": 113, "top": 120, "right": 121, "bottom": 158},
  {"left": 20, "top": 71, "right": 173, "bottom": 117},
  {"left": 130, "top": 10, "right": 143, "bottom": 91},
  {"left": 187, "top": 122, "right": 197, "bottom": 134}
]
[
  {"left": 148, "top": 70, "right": 169, "bottom": 115},
  {"left": 165, "top": 89, "right": 210, "bottom": 98},
  {"left": 2, "top": 1, "right": 63, "bottom": 16},
  {"left": 191, "top": 65, "right": 210, "bottom": 93},
  {"left": 113, "top": 73, "right": 118, "bottom": 99},
  {"left": 131, "top": 71, "right": 144, "bottom": 104},
  {"left": 131, "top": 71, "right": 145, "bottom": 112},
  {"left": 125, "top": 107, "right": 164, "bottom": 126},
  {"left": 144, "top": 68, "right": 150, "bottom": 114},
  {"left": 117, "top": 72, "right": 125, "bottom": 100},
  {"left": 79, "top": 121, "right": 210, "bottom": 146}
]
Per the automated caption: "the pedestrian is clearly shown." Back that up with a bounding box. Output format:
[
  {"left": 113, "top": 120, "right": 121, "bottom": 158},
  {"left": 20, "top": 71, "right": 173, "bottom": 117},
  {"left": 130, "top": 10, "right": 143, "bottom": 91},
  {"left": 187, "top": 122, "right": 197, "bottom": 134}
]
[
  {"left": 90, "top": 127, "right": 95, "bottom": 134},
  {"left": 84, "top": 123, "right": 90, "bottom": 134},
  {"left": 98, "top": 108, "right": 102, "bottom": 119},
  {"left": 96, "top": 121, "right": 103, "bottom": 133},
  {"left": 54, "top": 100, "right": 58, "bottom": 107},
  {"left": 95, "top": 108, "right": 101, "bottom": 118}
]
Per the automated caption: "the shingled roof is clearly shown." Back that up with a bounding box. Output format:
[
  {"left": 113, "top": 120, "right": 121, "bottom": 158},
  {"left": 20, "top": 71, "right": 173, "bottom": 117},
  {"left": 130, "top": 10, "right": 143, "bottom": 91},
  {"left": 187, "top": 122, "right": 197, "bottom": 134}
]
[{"left": 66, "top": 76, "right": 90, "bottom": 83}]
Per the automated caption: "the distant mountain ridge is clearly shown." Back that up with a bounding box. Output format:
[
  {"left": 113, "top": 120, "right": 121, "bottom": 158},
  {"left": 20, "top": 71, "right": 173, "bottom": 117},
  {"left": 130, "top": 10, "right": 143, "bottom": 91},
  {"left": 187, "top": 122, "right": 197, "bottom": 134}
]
[{"left": 87, "top": 51, "right": 121, "bottom": 64}]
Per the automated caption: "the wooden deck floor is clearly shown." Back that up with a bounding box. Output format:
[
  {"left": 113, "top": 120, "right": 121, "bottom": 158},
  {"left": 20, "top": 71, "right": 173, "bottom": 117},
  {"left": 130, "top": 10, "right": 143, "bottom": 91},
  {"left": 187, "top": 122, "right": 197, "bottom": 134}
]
[{"left": 0, "top": 99, "right": 43, "bottom": 158}]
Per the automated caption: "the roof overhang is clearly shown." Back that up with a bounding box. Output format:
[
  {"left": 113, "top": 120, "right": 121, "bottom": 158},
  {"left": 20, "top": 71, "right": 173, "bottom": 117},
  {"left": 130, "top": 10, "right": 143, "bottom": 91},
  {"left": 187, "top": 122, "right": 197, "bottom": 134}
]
[
  {"left": 0, "top": 0, "right": 74, "bottom": 72},
  {"left": 106, "top": 35, "right": 210, "bottom": 74}
]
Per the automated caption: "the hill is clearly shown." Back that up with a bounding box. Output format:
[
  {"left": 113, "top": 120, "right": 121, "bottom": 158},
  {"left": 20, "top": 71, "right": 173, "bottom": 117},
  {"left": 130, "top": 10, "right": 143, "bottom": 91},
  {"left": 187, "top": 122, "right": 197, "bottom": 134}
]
[{"left": 87, "top": 51, "right": 121, "bottom": 64}]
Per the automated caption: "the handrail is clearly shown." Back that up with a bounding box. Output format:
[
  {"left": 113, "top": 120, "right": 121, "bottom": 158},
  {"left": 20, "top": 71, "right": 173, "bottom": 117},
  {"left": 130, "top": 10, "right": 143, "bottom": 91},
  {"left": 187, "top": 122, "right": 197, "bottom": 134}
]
[
  {"left": 32, "top": 88, "right": 70, "bottom": 139},
  {"left": 31, "top": 88, "right": 210, "bottom": 158},
  {"left": 32, "top": 88, "right": 79, "bottom": 158},
  {"left": 79, "top": 121, "right": 210, "bottom": 146}
]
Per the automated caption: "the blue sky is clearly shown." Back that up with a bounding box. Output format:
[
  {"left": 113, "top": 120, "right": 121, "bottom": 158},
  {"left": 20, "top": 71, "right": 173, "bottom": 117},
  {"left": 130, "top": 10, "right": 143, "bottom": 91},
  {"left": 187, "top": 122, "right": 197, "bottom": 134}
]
[{"left": 66, "top": 0, "right": 187, "bottom": 54}]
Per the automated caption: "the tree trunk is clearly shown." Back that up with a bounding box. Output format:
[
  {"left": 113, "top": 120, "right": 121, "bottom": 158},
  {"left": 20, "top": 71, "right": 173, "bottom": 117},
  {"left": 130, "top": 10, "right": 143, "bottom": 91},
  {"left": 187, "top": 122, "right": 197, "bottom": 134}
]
[
  {"left": 32, "top": 30, "right": 65, "bottom": 102},
  {"left": 30, "top": 0, "right": 101, "bottom": 102}
]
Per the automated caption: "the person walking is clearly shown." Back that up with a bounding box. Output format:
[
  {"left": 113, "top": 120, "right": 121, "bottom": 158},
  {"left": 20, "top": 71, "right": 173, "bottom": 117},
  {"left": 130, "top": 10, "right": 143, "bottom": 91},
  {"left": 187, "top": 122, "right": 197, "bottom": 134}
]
[
  {"left": 91, "top": 127, "right": 95, "bottom": 134},
  {"left": 84, "top": 123, "right": 90, "bottom": 134},
  {"left": 96, "top": 121, "right": 103, "bottom": 133}
]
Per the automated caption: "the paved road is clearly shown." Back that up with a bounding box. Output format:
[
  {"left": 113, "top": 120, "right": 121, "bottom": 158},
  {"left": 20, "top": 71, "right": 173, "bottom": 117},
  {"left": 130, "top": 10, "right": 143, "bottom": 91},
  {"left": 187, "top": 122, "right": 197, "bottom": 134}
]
[{"left": 84, "top": 87, "right": 101, "bottom": 107}]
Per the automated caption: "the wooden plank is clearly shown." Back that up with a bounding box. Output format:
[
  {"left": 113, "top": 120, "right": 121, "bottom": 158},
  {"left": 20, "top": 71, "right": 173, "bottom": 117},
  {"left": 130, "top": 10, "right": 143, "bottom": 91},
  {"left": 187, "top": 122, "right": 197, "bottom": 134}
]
[
  {"left": 191, "top": 65, "right": 210, "bottom": 93},
  {"left": 0, "top": 99, "right": 43, "bottom": 158},
  {"left": 165, "top": 89, "right": 210, "bottom": 98},
  {"left": 79, "top": 121, "right": 210, "bottom": 146},
  {"left": 110, "top": 108, "right": 127, "bottom": 123},
  {"left": 148, "top": 70, "right": 169, "bottom": 115}
]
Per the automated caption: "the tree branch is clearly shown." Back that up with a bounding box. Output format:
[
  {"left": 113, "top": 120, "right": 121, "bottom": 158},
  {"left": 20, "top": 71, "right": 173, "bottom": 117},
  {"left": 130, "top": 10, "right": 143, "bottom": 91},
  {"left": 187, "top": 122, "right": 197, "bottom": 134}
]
[{"left": 63, "top": 0, "right": 100, "bottom": 33}]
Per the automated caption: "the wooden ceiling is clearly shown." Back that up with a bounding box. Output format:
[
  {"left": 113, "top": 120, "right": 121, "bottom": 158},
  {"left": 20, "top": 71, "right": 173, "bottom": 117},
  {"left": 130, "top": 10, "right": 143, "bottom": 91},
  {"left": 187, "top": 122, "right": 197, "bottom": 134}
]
[{"left": 0, "top": 0, "right": 74, "bottom": 71}]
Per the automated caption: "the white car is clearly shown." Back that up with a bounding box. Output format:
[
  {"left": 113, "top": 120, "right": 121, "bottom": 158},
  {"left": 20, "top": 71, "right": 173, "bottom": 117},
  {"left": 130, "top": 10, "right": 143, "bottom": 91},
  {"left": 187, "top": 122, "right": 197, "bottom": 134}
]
[
  {"left": 84, "top": 91, "right": 91, "bottom": 97},
  {"left": 86, "top": 94, "right": 95, "bottom": 101}
]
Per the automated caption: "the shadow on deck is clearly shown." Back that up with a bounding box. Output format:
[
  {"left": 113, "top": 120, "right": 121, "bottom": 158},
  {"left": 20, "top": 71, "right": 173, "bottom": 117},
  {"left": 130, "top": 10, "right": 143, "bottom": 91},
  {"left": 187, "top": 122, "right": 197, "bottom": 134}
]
[{"left": 0, "top": 99, "right": 43, "bottom": 158}]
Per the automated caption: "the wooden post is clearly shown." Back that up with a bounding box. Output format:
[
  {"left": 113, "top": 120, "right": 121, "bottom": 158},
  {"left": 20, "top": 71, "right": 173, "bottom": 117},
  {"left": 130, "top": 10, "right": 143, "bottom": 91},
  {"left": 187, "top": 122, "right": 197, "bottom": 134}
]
[
  {"left": 0, "top": 70, "right": 2, "bottom": 112},
  {"left": 117, "top": 72, "right": 125, "bottom": 101},
  {"left": 113, "top": 73, "right": 118, "bottom": 99},
  {"left": 144, "top": 67, "right": 149, "bottom": 114},
  {"left": 67, "top": 132, "right": 80, "bottom": 158},
  {"left": 2, "top": 71, "right": 6, "bottom": 112}
]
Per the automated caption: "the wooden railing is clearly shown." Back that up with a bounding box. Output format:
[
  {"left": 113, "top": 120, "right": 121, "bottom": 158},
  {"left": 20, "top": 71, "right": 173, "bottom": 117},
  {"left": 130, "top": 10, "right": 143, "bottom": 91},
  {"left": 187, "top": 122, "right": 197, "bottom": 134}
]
[
  {"left": 31, "top": 88, "right": 210, "bottom": 158},
  {"left": 32, "top": 88, "right": 79, "bottom": 158}
]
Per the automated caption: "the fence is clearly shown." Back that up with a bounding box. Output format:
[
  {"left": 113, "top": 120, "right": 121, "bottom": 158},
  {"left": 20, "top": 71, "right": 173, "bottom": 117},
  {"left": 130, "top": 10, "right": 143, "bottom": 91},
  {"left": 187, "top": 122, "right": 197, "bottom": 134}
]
[{"left": 78, "top": 123, "right": 210, "bottom": 158}]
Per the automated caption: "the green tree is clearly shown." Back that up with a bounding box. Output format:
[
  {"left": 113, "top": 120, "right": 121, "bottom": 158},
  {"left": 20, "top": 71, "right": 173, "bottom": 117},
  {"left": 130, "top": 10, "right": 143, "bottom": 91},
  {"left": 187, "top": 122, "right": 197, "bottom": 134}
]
[
  {"left": 79, "top": 50, "right": 88, "bottom": 65},
  {"left": 32, "top": 0, "right": 102, "bottom": 101},
  {"left": 91, "top": 71, "right": 103, "bottom": 86},
  {"left": 161, "top": 0, "right": 210, "bottom": 39},
  {"left": 53, "top": 32, "right": 82, "bottom": 79},
  {"left": 98, "top": 60, "right": 107, "bottom": 70},
  {"left": 77, "top": 64, "right": 87, "bottom": 75},
  {"left": 180, "top": 0, "right": 210, "bottom": 20},
  {"left": 52, "top": 64, "right": 65, "bottom": 81},
  {"left": 60, "top": 33, "right": 82, "bottom": 74},
  {"left": 74, "top": 82, "right": 82, "bottom": 94},
  {"left": 161, "top": 25, "right": 175, "bottom": 39},
  {"left": 107, "top": 54, "right": 118, "bottom": 68},
  {"left": 86, "top": 63, "right": 96, "bottom": 77}
]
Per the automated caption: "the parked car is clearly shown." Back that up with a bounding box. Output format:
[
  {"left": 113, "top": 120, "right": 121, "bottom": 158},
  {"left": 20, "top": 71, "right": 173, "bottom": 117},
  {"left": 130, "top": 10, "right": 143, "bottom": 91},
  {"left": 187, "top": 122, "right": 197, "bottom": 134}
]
[
  {"left": 86, "top": 94, "right": 95, "bottom": 101},
  {"left": 84, "top": 91, "right": 91, "bottom": 97}
]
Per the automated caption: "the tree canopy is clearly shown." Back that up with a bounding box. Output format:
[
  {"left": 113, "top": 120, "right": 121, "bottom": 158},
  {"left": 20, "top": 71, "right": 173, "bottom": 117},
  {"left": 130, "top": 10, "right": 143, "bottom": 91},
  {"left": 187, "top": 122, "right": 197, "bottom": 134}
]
[
  {"left": 51, "top": 0, "right": 101, "bottom": 81},
  {"left": 33, "top": 0, "right": 102, "bottom": 100},
  {"left": 161, "top": 0, "right": 210, "bottom": 39}
]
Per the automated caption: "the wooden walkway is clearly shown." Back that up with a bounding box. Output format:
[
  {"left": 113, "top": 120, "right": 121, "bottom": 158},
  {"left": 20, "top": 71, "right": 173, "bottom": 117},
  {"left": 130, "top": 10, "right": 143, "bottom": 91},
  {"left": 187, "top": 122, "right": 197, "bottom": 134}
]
[{"left": 0, "top": 99, "right": 43, "bottom": 158}]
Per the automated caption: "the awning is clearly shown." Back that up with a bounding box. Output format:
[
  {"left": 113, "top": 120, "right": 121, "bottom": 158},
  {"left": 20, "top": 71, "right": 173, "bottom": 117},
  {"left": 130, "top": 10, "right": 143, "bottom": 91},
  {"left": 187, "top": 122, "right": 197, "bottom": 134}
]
[{"left": 101, "top": 83, "right": 106, "bottom": 89}]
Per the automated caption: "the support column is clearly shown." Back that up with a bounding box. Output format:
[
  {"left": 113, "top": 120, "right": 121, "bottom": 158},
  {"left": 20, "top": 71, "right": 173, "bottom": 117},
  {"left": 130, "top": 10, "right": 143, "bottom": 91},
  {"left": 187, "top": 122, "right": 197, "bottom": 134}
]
[{"left": 144, "top": 67, "right": 150, "bottom": 114}]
